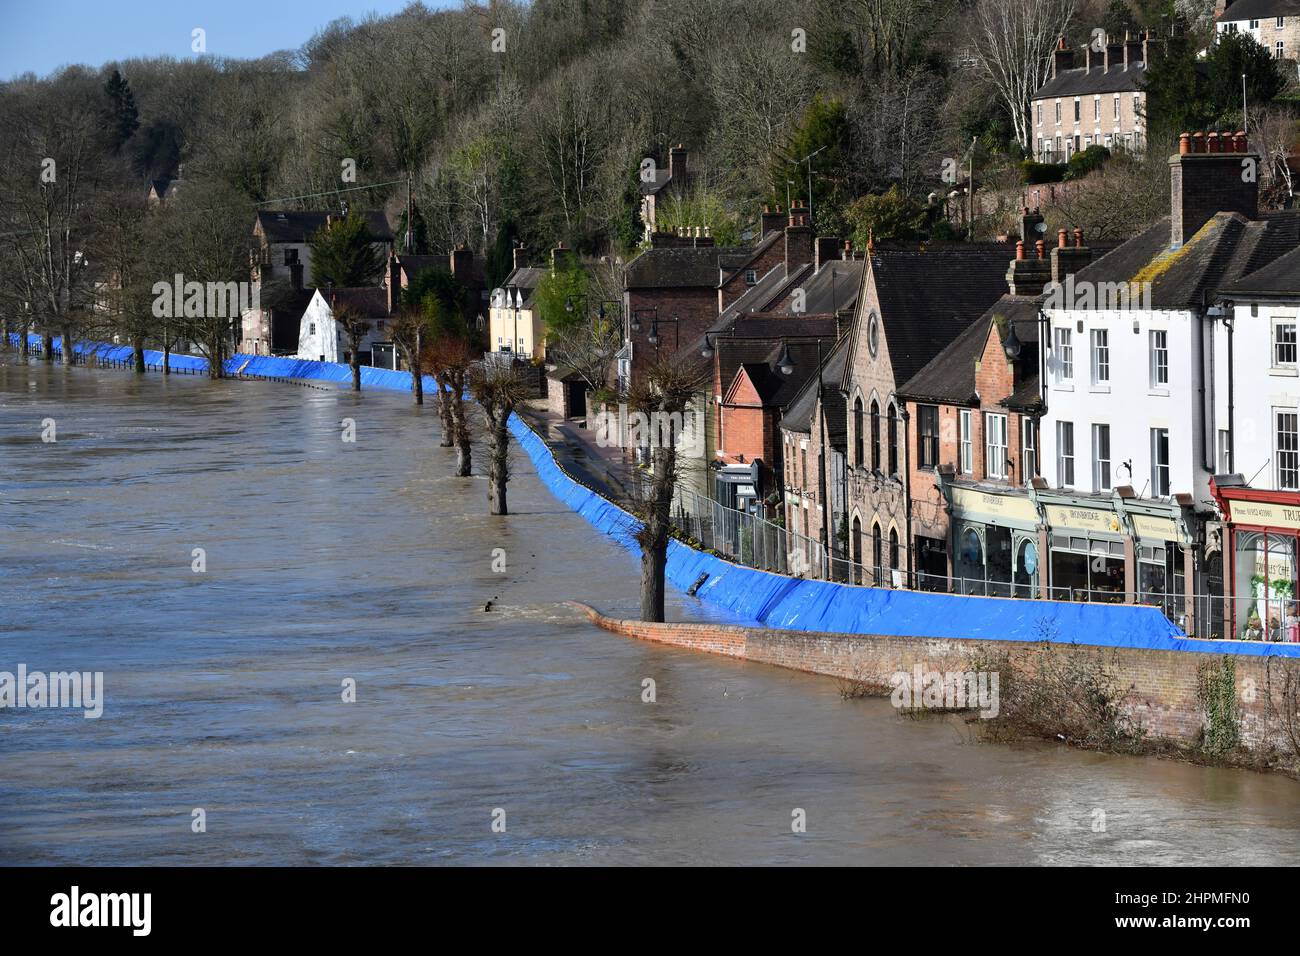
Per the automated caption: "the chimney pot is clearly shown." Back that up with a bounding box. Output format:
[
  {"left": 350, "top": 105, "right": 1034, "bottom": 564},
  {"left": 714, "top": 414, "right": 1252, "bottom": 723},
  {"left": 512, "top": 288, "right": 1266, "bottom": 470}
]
[
  {"left": 1058, "top": 228, "right": 1068, "bottom": 249},
  {"left": 1207, "top": 131, "right": 1220, "bottom": 153},
  {"left": 1016, "top": 240, "right": 1026, "bottom": 260},
  {"left": 1192, "top": 132, "right": 1205, "bottom": 153},
  {"left": 1179, "top": 132, "right": 1191, "bottom": 155},
  {"left": 1073, "top": 227, "right": 1083, "bottom": 248},
  {"left": 1035, "top": 239, "right": 1046, "bottom": 259}
]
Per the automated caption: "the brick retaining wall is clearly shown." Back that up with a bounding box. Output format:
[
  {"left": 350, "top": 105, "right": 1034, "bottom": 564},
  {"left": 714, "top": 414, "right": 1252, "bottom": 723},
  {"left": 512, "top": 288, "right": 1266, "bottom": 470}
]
[{"left": 568, "top": 602, "right": 1298, "bottom": 753}]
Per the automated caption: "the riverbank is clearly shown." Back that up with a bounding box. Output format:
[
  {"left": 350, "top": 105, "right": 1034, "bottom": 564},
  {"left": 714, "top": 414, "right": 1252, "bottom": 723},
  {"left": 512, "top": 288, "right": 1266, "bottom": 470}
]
[{"left": 568, "top": 601, "right": 1300, "bottom": 776}]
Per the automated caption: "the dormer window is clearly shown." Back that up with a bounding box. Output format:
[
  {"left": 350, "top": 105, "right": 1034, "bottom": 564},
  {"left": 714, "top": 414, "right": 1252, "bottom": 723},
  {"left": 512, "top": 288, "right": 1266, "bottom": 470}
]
[{"left": 744, "top": 269, "right": 757, "bottom": 286}]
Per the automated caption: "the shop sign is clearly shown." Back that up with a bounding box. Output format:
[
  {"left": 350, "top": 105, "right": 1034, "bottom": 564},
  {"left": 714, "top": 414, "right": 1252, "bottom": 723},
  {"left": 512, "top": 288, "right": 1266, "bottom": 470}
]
[
  {"left": 1227, "top": 499, "right": 1300, "bottom": 531},
  {"left": 951, "top": 488, "right": 1038, "bottom": 525},
  {"left": 1044, "top": 504, "right": 1123, "bottom": 535},
  {"left": 1129, "top": 513, "right": 1178, "bottom": 542}
]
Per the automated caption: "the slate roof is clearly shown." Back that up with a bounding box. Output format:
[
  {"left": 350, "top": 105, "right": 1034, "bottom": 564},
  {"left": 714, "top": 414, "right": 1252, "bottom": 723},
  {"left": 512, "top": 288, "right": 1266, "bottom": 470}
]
[
  {"left": 726, "top": 340, "right": 837, "bottom": 411},
  {"left": 898, "top": 295, "right": 1042, "bottom": 406},
  {"left": 774, "top": 259, "right": 864, "bottom": 315},
  {"left": 499, "top": 266, "right": 547, "bottom": 308},
  {"left": 1033, "top": 62, "right": 1150, "bottom": 99},
  {"left": 639, "top": 168, "right": 672, "bottom": 196},
  {"left": 1221, "top": 243, "right": 1300, "bottom": 298},
  {"left": 398, "top": 253, "right": 486, "bottom": 287},
  {"left": 781, "top": 334, "right": 851, "bottom": 450},
  {"left": 1218, "top": 0, "right": 1300, "bottom": 21},
  {"left": 325, "top": 287, "right": 390, "bottom": 317},
  {"left": 625, "top": 245, "right": 748, "bottom": 289},
  {"left": 1061, "top": 212, "right": 1300, "bottom": 309},
  {"left": 849, "top": 244, "right": 1017, "bottom": 390},
  {"left": 256, "top": 210, "right": 394, "bottom": 243}
]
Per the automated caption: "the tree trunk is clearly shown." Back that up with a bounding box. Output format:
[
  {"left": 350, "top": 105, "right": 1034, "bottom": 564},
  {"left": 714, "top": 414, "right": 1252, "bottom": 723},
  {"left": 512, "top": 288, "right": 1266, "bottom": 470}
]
[
  {"left": 132, "top": 336, "right": 145, "bottom": 374},
  {"left": 351, "top": 354, "right": 361, "bottom": 391},
  {"left": 434, "top": 377, "right": 454, "bottom": 447},
  {"left": 411, "top": 360, "right": 424, "bottom": 406},
  {"left": 61, "top": 327, "right": 74, "bottom": 366},
  {"left": 640, "top": 539, "right": 667, "bottom": 623},
  {"left": 639, "top": 447, "right": 677, "bottom": 622},
  {"left": 488, "top": 414, "right": 509, "bottom": 515},
  {"left": 452, "top": 393, "right": 472, "bottom": 477},
  {"left": 163, "top": 342, "right": 170, "bottom": 375},
  {"left": 42, "top": 333, "right": 53, "bottom": 362}
]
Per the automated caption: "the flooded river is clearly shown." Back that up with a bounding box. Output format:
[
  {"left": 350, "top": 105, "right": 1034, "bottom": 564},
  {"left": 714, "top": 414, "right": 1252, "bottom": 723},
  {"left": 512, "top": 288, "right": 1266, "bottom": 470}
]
[{"left": 2, "top": 357, "right": 1299, "bottom": 865}]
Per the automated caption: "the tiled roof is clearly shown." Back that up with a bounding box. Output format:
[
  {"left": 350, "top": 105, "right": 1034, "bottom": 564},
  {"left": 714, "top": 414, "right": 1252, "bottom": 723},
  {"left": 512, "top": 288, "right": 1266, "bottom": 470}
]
[
  {"left": 326, "top": 286, "right": 390, "bottom": 317},
  {"left": 898, "top": 295, "right": 1041, "bottom": 405},
  {"left": 625, "top": 244, "right": 748, "bottom": 289},
  {"left": 256, "top": 209, "right": 394, "bottom": 243},
  {"left": 854, "top": 244, "right": 1017, "bottom": 389},
  {"left": 1033, "top": 62, "right": 1150, "bottom": 99},
  {"left": 1218, "top": 0, "right": 1300, "bottom": 21},
  {"left": 1222, "top": 243, "right": 1300, "bottom": 298},
  {"left": 781, "top": 334, "right": 850, "bottom": 448},
  {"left": 1062, "top": 212, "right": 1300, "bottom": 310}
]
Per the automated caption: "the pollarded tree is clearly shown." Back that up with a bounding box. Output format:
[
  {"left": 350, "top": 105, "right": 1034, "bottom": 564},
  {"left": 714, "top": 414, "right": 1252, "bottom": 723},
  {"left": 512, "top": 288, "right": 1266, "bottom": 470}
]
[
  {"left": 332, "top": 301, "right": 371, "bottom": 392},
  {"left": 469, "top": 362, "right": 530, "bottom": 515}
]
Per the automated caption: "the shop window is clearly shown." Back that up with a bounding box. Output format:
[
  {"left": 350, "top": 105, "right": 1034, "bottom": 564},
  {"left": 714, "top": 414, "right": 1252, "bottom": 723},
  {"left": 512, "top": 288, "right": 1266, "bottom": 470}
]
[
  {"left": 959, "top": 409, "right": 973, "bottom": 474},
  {"left": 1057, "top": 421, "right": 1075, "bottom": 487},
  {"left": 1092, "top": 423, "right": 1111, "bottom": 492},
  {"left": 985, "top": 413, "right": 1008, "bottom": 479},
  {"left": 1273, "top": 320, "right": 1296, "bottom": 368},
  {"left": 1149, "top": 329, "right": 1168, "bottom": 387},
  {"left": 1022, "top": 417, "right": 1038, "bottom": 483},
  {"left": 1150, "top": 428, "right": 1170, "bottom": 496},
  {"left": 1090, "top": 329, "right": 1110, "bottom": 385},
  {"left": 1232, "top": 530, "right": 1298, "bottom": 642},
  {"left": 1277, "top": 411, "right": 1300, "bottom": 490},
  {"left": 917, "top": 404, "right": 939, "bottom": 468}
]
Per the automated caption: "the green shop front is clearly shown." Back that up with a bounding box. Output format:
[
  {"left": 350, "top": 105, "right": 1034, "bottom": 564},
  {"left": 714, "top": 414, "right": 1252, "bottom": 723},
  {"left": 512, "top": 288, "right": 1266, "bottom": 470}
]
[
  {"left": 945, "top": 483, "right": 1042, "bottom": 598},
  {"left": 1038, "top": 495, "right": 1128, "bottom": 603}
]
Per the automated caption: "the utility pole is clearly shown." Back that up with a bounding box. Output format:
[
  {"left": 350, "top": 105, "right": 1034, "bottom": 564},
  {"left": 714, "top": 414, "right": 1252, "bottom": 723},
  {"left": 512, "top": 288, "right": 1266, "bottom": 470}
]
[
  {"left": 405, "top": 171, "right": 413, "bottom": 255},
  {"left": 967, "top": 136, "right": 976, "bottom": 241},
  {"left": 1242, "top": 72, "right": 1248, "bottom": 136}
]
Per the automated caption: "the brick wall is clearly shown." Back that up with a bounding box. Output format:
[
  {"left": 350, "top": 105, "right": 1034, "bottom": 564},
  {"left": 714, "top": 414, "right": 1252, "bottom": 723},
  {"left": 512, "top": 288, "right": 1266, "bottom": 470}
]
[
  {"left": 626, "top": 287, "right": 716, "bottom": 382},
  {"left": 569, "top": 601, "right": 1294, "bottom": 752}
]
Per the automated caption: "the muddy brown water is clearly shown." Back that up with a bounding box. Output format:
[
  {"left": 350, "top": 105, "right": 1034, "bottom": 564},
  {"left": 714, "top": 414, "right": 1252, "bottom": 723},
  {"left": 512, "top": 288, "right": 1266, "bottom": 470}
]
[{"left": 2, "top": 358, "right": 1298, "bottom": 865}]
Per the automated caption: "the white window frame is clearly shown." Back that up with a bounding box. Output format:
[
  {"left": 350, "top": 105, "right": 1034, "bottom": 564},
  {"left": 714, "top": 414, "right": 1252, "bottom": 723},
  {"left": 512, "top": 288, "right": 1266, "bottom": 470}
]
[
  {"left": 1055, "top": 327, "right": 1074, "bottom": 383},
  {"left": 1277, "top": 410, "right": 1300, "bottom": 491},
  {"left": 1113, "top": 94, "right": 1120, "bottom": 121},
  {"left": 1149, "top": 329, "right": 1169, "bottom": 388},
  {"left": 959, "top": 408, "right": 973, "bottom": 475},
  {"left": 985, "top": 413, "right": 1008, "bottom": 480},
  {"left": 1022, "top": 417, "right": 1037, "bottom": 483},
  {"left": 1217, "top": 428, "right": 1232, "bottom": 476},
  {"left": 1274, "top": 318, "right": 1297, "bottom": 369},
  {"left": 1057, "top": 421, "right": 1075, "bottom": 488},
  {"left": 1090, "top": 328, "right": 1110, "bottom": 385},
  {"left": 1150, "top": 428, "right": 1171, "bottom": 497},
  {"left": 1092, "top": 423, "right": 1112, "bottom": 492}
]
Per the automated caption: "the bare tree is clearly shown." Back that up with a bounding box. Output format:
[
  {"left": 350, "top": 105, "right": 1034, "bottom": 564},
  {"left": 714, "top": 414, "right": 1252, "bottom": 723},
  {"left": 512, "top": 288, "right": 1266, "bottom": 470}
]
[
  {"left": 428, "top": 335, "right": 474, "bottom": 476},
  {"left": 469, "top": 362, "right": 530, "bottom": 515},
  {"left": 1251, "top": 103, "right": 1297, "bottom": 209},
  {"left": 391, "top": 307, "right": 428, "bottom": 405},
  {"left": 626, "top": 357, "right": 708, "bottom": 623},
  {"left": 969, "top": 0, "right": 1077, "bottom": 152},
  {"left": 333, "top": 300, "right": 371, "bottom": 391}
]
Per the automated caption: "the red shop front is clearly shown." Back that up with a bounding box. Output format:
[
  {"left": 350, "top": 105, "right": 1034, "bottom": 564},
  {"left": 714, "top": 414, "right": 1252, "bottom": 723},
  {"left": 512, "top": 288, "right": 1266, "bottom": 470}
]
[{"left": 1211, "top": 479, "right": 1300, "bottom": 643}]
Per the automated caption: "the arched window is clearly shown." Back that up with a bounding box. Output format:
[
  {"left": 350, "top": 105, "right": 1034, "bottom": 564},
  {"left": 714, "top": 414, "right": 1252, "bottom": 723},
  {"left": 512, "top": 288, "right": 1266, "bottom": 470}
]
[
  {"left": 869, "top": 400, "right": 881, "bottom": 471},
  {"left": 888, "top": 528, "right": 899, "bottom": 571},
  {"left": 887, "top": 403, "right": 899, "bottom": 476},
  {"left": 872, "top": 523, "right": 883, "bottom": 584},
  {"left": 853, "top": 397, "right": 864, "bottom": 467}
]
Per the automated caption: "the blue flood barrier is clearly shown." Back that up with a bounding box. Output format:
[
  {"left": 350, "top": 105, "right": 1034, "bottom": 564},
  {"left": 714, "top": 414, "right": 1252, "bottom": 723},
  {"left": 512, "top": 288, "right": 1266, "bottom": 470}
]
[{"left": 18, "top": 332, "right": 1300, "bottom": 657}]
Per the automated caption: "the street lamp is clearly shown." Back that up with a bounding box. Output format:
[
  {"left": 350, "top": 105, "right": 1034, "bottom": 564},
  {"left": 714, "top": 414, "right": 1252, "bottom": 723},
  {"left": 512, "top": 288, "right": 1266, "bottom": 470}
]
[{"left": 777, "top": 342, "right": 795, "bottom": 375}]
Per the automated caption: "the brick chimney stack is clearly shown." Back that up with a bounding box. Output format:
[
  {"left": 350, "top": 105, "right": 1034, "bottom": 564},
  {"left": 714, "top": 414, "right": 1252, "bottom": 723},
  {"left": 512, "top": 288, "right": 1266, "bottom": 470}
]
[
  {"left": 1169, "top": 130, "right": 1259, "bottom": 248},
  {"left": 1050, "top": 227, "right": 1092, "bottom": 284},
  {"left": 512, "top": 245, "right": 528, "bottom": 271},
  {"left": 1005, "top": 235, "right": 1052, "bottom": 295},
  {"left": 450, "top": 243, "right": 472, "bottom": 280},
  {"left": 668, "top": 144, "right": 688, "bottom": 187},
  {"left": 784, "top": 200, "right": 814, "bottom": 275},
  {"left": 1123, "top": 30, "right": 1142, "bottom": 70},
  {"left": 761, "top": 203, "right": 786, "bottom": 238},
  {"left": 1052, "top": 37, "right": 1074, "bottom": 78},
  {"left": 814, "top": 236, "right": 840, "bottom": 272}
]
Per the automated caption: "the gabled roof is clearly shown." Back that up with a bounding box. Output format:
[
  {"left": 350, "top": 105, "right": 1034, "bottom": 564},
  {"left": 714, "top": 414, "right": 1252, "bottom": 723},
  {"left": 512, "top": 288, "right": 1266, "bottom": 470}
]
[
  {"left": 848, "top": 244, "right": 1016, "bottom": 389},
  {"left": 769, "top": 259, "right": 864, "bottom": 315},
  {"left": 781, "top": 334, "right": 851, "bottom": 448},
  {"left": 1061, "top": 211, "right": 1300, "bottom": 310},
  {"left": 717, "top": 230, "right": 784, "bottom": 285},
  {"left": 639, "top": 168, "right": 672, "bottom": 196},
  {"left": 316, "top": 286, "right": 390, "bottom": 318},
  {"left": 625, "top": 244, "right": 748, "bottom": 289},
  {"left": 724, "top": 340, "right": 838, "bottom": 412},
  {"left": 898, "top": 295, "right": 1041, "bottom": 406},
  {"left": 256, "top": 210, "right": 394, "bottom": 243},
  {"left": 498, "top": 266, "right": 547, "bottom": 308},
  {"left": 1218, "top": 0, "right": 1300, "bottom": 22}
]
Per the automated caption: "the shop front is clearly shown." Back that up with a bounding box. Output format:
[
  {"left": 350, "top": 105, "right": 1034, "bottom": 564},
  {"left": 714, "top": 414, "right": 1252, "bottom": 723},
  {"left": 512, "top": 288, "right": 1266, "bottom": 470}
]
[
  {"left": 1124, "top": 503, "right": 1192, "bottom": 629},
  {"left": 1040, "top": 498, "right": 1127, "bottom": 603},
  {"left": 945, "top": 484, "right": 1042, "bottom": 599},
  {"left": 1210, "top": 480, "right": 1300, "bottom": 643}
]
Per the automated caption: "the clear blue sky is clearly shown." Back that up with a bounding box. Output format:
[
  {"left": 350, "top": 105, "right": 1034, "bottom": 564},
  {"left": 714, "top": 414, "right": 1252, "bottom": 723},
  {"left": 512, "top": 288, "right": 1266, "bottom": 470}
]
[{"left": 0, "top": 0, "right": 447, "bottom": 80}]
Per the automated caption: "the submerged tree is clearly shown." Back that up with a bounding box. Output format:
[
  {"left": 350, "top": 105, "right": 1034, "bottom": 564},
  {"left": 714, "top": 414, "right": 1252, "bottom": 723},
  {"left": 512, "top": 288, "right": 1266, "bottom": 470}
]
[
  {"left": 469, "top": 362, "right": 530, "bottom": 515},
  {"left": 627, "top": 357, "right": 707, "bottom": 623},
  {"left": 428, "top": 335, "right": 474, "bottom": 475},
  {"left": 332, "top": 300, "right": 371, "bottom": 391}
]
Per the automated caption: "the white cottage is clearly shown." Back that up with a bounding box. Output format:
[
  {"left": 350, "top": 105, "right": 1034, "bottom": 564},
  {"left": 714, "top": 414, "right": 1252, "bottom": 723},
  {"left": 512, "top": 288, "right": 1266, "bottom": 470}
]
[{"left": 297, "top": 287, "right": 395, "bottom": 368}]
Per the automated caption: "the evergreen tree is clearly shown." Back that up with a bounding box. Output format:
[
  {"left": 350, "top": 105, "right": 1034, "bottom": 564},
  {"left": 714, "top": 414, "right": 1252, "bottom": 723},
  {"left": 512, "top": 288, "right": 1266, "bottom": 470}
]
[
  {"left": 103, "top": 69, "right": 139, "bottom": 153},
  {"left": 307, "top": 212, "right": 385, "bottom": 289}
]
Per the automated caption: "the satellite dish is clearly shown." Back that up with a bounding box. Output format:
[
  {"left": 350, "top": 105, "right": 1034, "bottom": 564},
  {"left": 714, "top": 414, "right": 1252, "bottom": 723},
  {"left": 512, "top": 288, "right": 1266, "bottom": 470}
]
[{"left": 1035, "top": 221, "right": 1048, "bottom": 234}]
